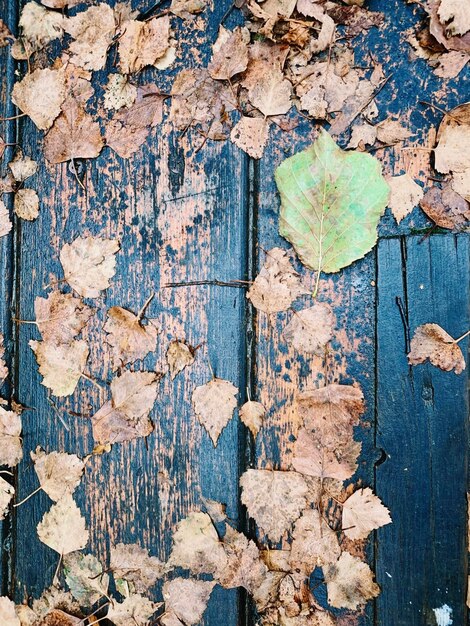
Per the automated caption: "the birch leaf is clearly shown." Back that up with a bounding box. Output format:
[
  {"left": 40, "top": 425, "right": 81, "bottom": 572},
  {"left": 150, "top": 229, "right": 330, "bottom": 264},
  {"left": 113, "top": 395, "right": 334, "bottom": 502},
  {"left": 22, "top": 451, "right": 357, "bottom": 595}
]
[
  {"left": 37, "top": 495, "right": 89, "bottom": 555},
  {"left": 13, "top": 189, "right": 39, "bottom": 221},
  {"left": 324, "top": 552, "right": 380, "bottom": 609},
  {"left": 29, "top": 339, "right": 89, "bottom": 397},
  {"left": 111, "top": 543, "right": 165, "bottom": 594},
  {"left": 386, "top": 174, "right": 424, "bottom": 223},
  {"left": 31, "top": 447, "right": 84, "bottom": 502},
  {"left": 342, "top": 487, "right": 392, "bottom": 540},
  {"left": 11, "top": 67, "right": 66, "bottom": 130},
  {"left": 104, "top": 305, "right": 159, "bottom": 370},
  {"left": 283, "top": 303, "right": 335, "bottom": 355},
  {"left": 276, "top": 129, "right": 389, "bottom": 274},
  {"left": 163, "top": 579, "right": 215, "bottom": 625},
  {"left": 239, "top": 400, "right": 265, "bottom": 438},
  {"left": 34, "top": 291, "right": 93, "bottom": 344},
  {"left": 118, "top": 16, "right": 171, "bottom": 74},
  {"left": 65, "top": 4, "right": 116, "bottom": 71},
  {"left": 106, "top": 595, "right": 157, "bottom": 626},
  {"left": 0, "top": 407, "right": 22, "bottom": 467},
  {"left": 0, "top": 201, "right": 12, "bottom": 238},
  {"left": 63, "top": 553, "right": 109, "bottom": 606},
  {"left": 166, "top": 340, "right": 196, "bottom": 379},
  {"left": 408, "top": 323, "right": 466, "bottom": 374},
  {"left": 192, "top": 378, "right": 238, "bottom": 445}
]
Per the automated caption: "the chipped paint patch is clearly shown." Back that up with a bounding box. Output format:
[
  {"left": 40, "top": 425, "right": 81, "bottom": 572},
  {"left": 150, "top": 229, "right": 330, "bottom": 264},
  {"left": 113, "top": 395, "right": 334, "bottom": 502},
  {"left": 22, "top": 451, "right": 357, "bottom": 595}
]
[{"left": 433, "top": 605, "right": 453, "bottom": 626}]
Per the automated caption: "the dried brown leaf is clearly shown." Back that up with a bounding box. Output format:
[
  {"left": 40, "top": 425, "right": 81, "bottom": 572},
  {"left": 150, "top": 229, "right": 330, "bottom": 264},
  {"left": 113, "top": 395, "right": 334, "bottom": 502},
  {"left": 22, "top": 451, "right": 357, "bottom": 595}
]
[
  {"left": 420, "top": 185, "right": 470, "bottom": 229},
  {"left": 408, "top": 323, "right": 466, "bottom": 374},
  {"left": 192, "top": 377, "right": 238, "bottom": 445},
  {"left": 37, "top": 495, "right": 89, "bottom": 555},
  {"left": 163, "top": 578, "right": 215, "bottom": 625},
  {"left": 342, "top": 487, "right": 391, "bottom": 540},
  {"left": 0, "top": 19, "right": 13, "bottom": 47},
  {"left": 375, "top": 119, "right": 411, "bottom": 144},
  {"left": 248, "top": 67, "right": 292, "bottom": 117},
  {"left": 0, "top": 477, "right": 14, "bottom": 521},
  {"left": 0, "top": 596, "right": 19, "bottom": 626},
  {"left": 218, "top": 525, "right": 270, "bottom": 593},
  {"left": 386, "top": 174, "right": 424, "bottom": 223},
  {"left": 17, "top": 2, "right": 65, "bottom": 52},
  {"left": 201, "top": 497, "right": 227, "bottom": 523},
  {"left": 103, "top": 74, "right": 137, "bottom": 111},
  {"left": 34, "top": 291, "right": 93, "bottom": 344},
  {"left": 209, "top": 26, "right": 250, "bottom": 80},
  {"left": 14, "top": 189, "right": 39, "bottom": 221},
  {"left": 65, "top": 4, "right": 116, "bottom": 71},
  {"left": 118, "top": 16, "right": 171, "bottom": 74},
  {"left": 104, "top": 305, "right": 159, "bottom": 369},
  {"left": 166, "top": 339, "right": 196, "bottom": 379},
  {"left": 29, "top": 339, "right": 89, "bottom": 397},
  {"left": 8, "top": 150, "right": 38, "bottom": 182},
  {"left": 12, "top": 68, "right": 66, "bottom": 130},
  {"left": 230, "top": 116, "right": 270, "bottom": 159},
  {"left": 0, "top": 407, "right": 22, "bottom": 467},
  {"left": 111, "top": 543, "right": 165, "bottom": 594},
  {"left": 106, "top": 594, "right": 157, "bottom": 626},
  {"left": 324, "top": 552, "right": 380, "bottom": 609},
  {"left": 290, "top": 509, "right": 341, "bottom": 573},
  {"left": 0, "top": 201, "right": 12, "bottom": 239},
  {"left": 283, "top": 303, "right": 335, "bottom": 355},
  {"left": 239, "top": 400, "right": 265, "bottom": 438},
  {"left": 63, "top": 553, "right": 109, "bottom": 606},
  {"left": 438, "top": 0, "right": 470, "bottom": 37},
  {"left": 31, "top": 446, "right": 84, "bottom": 502}
]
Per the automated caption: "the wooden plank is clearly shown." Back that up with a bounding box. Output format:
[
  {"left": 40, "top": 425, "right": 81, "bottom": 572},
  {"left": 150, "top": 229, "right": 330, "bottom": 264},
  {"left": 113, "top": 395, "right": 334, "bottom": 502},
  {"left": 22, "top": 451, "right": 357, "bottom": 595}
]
[
  {"left": 10, "top": 2, "right": 249, "bottom": 623},
  {"left": 376, "top": 235, "right": 469, "bottom": 626}
]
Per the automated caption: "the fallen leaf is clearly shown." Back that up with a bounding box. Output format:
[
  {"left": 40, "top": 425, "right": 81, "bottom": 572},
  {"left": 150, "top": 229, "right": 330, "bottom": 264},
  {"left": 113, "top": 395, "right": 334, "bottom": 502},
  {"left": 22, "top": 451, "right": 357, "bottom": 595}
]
[
  {"left": 276, "top": 130, "right": 389, "bottom": 275},
  {"left": 65, "top": 4, "right": 116, "bottom": 71},
  {"left": 118, "top": 16, "right": 171, "bottom": 74},
  {"left": 433, "top": 50, "right": 470, "bottom": 77},
  {"left": 17, "top": 2, "right": 65, "bottom": 53},
  {"left": 44, "top": 97, "right": 104, "bottom": 164},
  {"left": 170, "top": 0, "right": 207, "bottom": 18},
  {"left": 218, "top": 525, "right": 270, "bottom": 593},
  {"left": 262, "top": 0, "right": 297, "bottom": 17},
  {"left": 248, "top": 66, "right": 292, "bottom": 116},
  {"left": 434, "top": 103, "right": 470, "bottom": 175},
  {"left": 283, "top": 303, "right": 335, "bottom": 354},
  {"left": 348, "top": 123, "right": 377, "bottom": 149},
  {"left": 438, "top": 0, "right": 470, "bottom": 37},
  {"left": 30, "top": 586, "right": 80, "bottom": 622},
  {"left": 239, "top": 400, "right": 265, "bottom": 438},
  {"left": 342, "top": 487, "right": 391, "bottom": 540},
  {"left": 34, "top": 291, "right": 93, "bottom": 344},
  {"left": 201, "top": 497, "right": 227, "bottom": 523},
  {"left": 106, "top": 595, "right": 157, "bottom": 626},
  {"left": 192, "top": 377, "right": 238, "bottom": 445},
  {"left": 64, "top": 553, "right": 109, "bottom": 606},
  {"left": 309, "top": 8, "right": 336, "bottom": 54},
  {"left": 386, "top": 174, "right": 424, "bottom": 223},
  {"left": 0, "top": 597, "right": 19, "bottom": 626},
  {"left": 14, "top": 189, "right": 39, "bottom": 221},
  {"left": 230, "top": 116, "right": 270, "bottom": 159},
  {"left": 12, "top": 67, "right": 66, "bottom": 130},
  {"left": 289, "top": 509, "right": 341, "bottom": 573},
  {"left": 209, "top": 26, "right": 250, "bottom": 80},
  {"left": 324, "top": 552, "right": 380, "bottom": 609},
  {"left": 420, "top": 185, "right": 470, "bottom": 229},
  {"left": 104, "top": 305, "right": 159, "bottom": 370},
  {"left": 0, "top": 406, "right": 22, "bottom": 467},
  {"left": 111, "top": 543, "right": 165, "bottom": 594},
  {"left": 452, "top": 170, "right": 470, "bottom": 201},
  {"left": 37, "top": 495, "right": 89, "bottom": 555},
  {"left": 408, "top": 323, "right": 466, "bottom": 374},
  {"left": 168, "top": 511, "right": 227, "bottom": 574},
  {"left": 42, "top": 609, "right": 82, "bottom": 626},
  {"left": 247, "top": 247, "right": 309, "bottom": 314},
  {"left": 103, "top": 74, "right": 137, "bottom": 111},
  {"left": 8, "top": 150, "right": 38, "bottom": 182},
  {"left": 91, "top": 370, "right": 160, "bottom": 444},
  {"left": 60, "top": 236, "right": 120, "bottom": 298},
  {"left": 161, "top": 613, "right": 184, "bottom": 626},
  {"left": 375, "top": 119, "right": 411, "bottom": 144},
  {"left": 163, "top": 578, "right": 215, "bottom": 625},
  {"left": 29, "top": 339, "right": 89, "bottom": 397},
  {"left": 31, "top": 447, "right": 84, "bottom": 502},
  {"left": 240, "top": 469, "right": 309, "bottom": 542},
  {"left": 0, "top": 201, "right": 12, "bottom": 238},
  {"left": 0, "top": 477, "right": 14, "bottom": 521},
  {"left": 166, "top": 340, "right": 196, "bottom": 379}
]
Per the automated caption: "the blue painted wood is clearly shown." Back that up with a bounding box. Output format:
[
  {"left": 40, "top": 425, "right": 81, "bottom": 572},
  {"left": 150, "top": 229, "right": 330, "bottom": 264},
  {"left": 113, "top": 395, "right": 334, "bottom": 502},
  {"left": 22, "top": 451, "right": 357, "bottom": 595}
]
[{"left": 376, "top": 235, "right": 469, "bottom": 626}]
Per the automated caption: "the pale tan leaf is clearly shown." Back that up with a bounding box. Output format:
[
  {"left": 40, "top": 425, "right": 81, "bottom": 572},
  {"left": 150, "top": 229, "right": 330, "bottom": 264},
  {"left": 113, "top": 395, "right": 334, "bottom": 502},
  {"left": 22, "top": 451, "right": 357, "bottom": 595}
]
[
  {"left": 104, "top": 305, "right": 159, "bottom": 369},
  {"left": 247, "top": 248, "right": 309, "bottom": 314},
  {"left": 239, "top": 400, "right": 265, "bottom": 438},
  {"left": 452, "top": 170, "right": 470, "bottom": 201},
  {"left": 34, "top": 291, "right": 93, "bottom": 344},
  {"left": 342, "top": 487, "right": 391, "bottom": 540},
  {"left": 348, "top": 123, "right": 377, "bottom": 149},
  {"left": 290, "top": 509, "right": 341, "bottom": 573},
  {"left": 44, "top": 97, "right": 104, "bottom": 164},
  {"left": 31, "top": 447, "right": 84, "bottom": 502},
  {"left": 0, "top": 19, "right": 13, "bottom": 47},
  {"left": 324, "top": 552, "right": 380, "bottom": 609},
  {"left": 63, "top": 553, "right": 109, "bottom": 606},
  {"left": 18, "top": 2, "right": 65, "bottom": 51},
  {"left": 14, "top": 189, "right": 39, "bottom": 221},
  {"left": 434, "top": 125, "right": 470, "bottom": 174},
  {"left": 161, "top": 613, "right": 184, "bottom": 626},
  {"left": 218, "top": 525, "right": 270, "bottom": 594},
  {"left": 37, "top": 495, "right": 89, "bottom": 555},
  {"left": 0, "top": 201, "right": 12, "bottom": 239},
  {"left": 118, "top": 16, "right": 171, "bottom": 74},
  {"left": 163, "top": 578, "right": 215, "bottom": 625},
  {"left": 208, "top": 26, "right": 250, "bottom": 81},
  {"left": 0, "top": 406, "right": 22, "bottom": 467},
  {"left": 8, "top": 150, "right": 38, "bottom": 182},
  {"left": 103, "top": 74, "right": 137, "bottom": 111},
  {"left": 438, "top": 0, "right": 470, "bottom": 37},
  {"left": 310, "top": 9, "right": 335, "bottom": 55},
  {"left": 91, "top": 370, "right": 160, "bottom": 444},
  {"left": 408, "top": 323, "right": 466, "bottom": 374},
  {"left": 283, "top": 303, "right": 335, "bottom": 355},
  {"left": 192, "top": 377, "right": 238, "bottom": 445},
  {"left": 65, "top": 4, "right": 116, "bottom": 71},
  {"left": 170, "top": 0, "right": 206, "bottom": 18},
  {"left": 29, "top": 339, "right": 89, "bottom": 397},
  {"left": 12, "top": 68, "right": 65, "bottom": 130},
  {"left": 166, "top": 340, "right": 196, "bottom": 379},
  {"left": 386, "top": 174, "right": 424, "bottom": 223},
  {"left": 248, "top": 67, "right": 292, "bottom": 117},
  {"left": 375, "top": 119, "right": 411, "bottom": 144},
  {"left": 0, "top": 597, "right": 19, "bottom": 626},
  {"left": 433, "top": 50, "right": 470, "bottom": 78},
  {"left": 60, "top": 236, "right": 120, "bottom": 298},
  {"left": 111, "top": 543, "right": 165, "bottom": 594},
  {"left": 41, "top": 0, "right": 81, "bottom": 7},
  {"left": 230, "top": 117, "right": 270, "bottom": 160},
  {"left": 106, "top": 594, "right": 157, "bottom": 626},
  {"left": 240, "top": 469, "right": 309, "bottom": 542},
  {"left": 0, "top": 477, "right": 14, "bottom": 521},
  {"left": 262, "top": 0, "right": 297, "bottom": 17},
  {"left": 168, "top": 511, "right": 227, "bottom": 575}
]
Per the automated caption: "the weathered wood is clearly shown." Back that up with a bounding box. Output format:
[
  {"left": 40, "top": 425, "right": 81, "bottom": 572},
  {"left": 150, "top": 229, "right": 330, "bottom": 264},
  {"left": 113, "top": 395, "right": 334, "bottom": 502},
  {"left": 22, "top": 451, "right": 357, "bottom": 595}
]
[{"left": 376, "top": 235, "right": 469, "bottom": 626}]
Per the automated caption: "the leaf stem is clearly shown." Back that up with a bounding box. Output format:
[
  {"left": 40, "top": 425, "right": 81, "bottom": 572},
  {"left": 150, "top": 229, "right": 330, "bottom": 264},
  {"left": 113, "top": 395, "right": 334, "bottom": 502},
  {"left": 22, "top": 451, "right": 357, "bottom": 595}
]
[
  {"left": 13, "top": 485, "right": 42, "bottom": 507},
  {"left": 455, "top": 329, "right": 470, "bottom": 344}
]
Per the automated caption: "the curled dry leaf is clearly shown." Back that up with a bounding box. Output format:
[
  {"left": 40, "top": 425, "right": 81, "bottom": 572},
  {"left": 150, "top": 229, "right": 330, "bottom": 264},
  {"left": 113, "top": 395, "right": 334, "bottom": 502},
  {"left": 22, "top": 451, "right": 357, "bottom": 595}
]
[
  {"left": 12, "top": 68, "right": 66, "bottom": 130},
  {"left": 0, "top": 597, "right": 19, "bottom": 626},
  {"left": 31, "top": 447, "right": 84, "bottom": 502},
  {"left": 34, "top": 291, "right": 93, "bottom": 344},
  {"left": 283, "top": 303, "right": 335, "bottom": 355},
  {"left": 289, "top": 509, "right": 341, "bottom": 573},
  {"left": 0, "top": 201, "right": 12, "bottom": 239},
  {"left": 342, "top": 487, "right": 391, "bottom": 540},
  {"left": 103, "top": 74, "right": 137, "bottom": 111},
  {"left": 163, "top": 578, "right": 215, "bottom": 625},
  {"left": 91, "top": 370, "right": 160, "bottom": 444},
  {"left": 247, "top": 247, "right": 309, "bottom": 314},
  {"left": 239, "top": 400, "right": 265, "bottom": 438},
  {"left": 118, "top": 16, "right": 171, "bottom": 74},
  {"left": 14, "top": 189, "right": 39, "bottom": 221},
  {"left": 63, "top": 553, "right": 109, "bottom": 606},
  {"left": 29, "top": 339, "right": 89, "bottom": 397},
  {"left": 44, "top": 97, "right": 104, "bottom": 164},
  {"left": 0, "top": 406, "right": 23, "bottom": 467},
  {"left": 230, "top": 116, "right": 270, "bottom": 159},
  {"left": 60, "top": 236, "right": 120, "bottom": 298},
  {"left": 17, "top": 2, "right": 65, "bottom": 53},
  {"left": 192, "top": 377, "right": 238, "bottom": 445},
  {"left": 420, "top": 185, "right": 470, "bottom": 229},
  {"left": 37, "top": 495, "right": 89, "bottom": 555},
  {"left": 240, "top": 469, "right": 309, "bottom": 542},
  {"left": 209, "top": 26, "right": 250, "bottom": 81},
  {"left": 0, "top": 477, "right": 14, "bottom": 521},
  {"left": 166, "top": 340, "right": 196, "bottom": 379},
  {"left": 386, "top": 174, "right": 424, "bottom": 224},
  {"left": 111, "top": 543, "right": 165, "bottom": 594},
  {"left": 65, "top": 4, "right": 116, "bottom": 71},
  {"left": 324, "top": 551, "right": 380, "bottom": 609},
  {"left": 408, "top": 323, "right": 466, "bottom": 374},
  {"left": 168, "top": 511, "right": 227, "bottom": 574},
  {"left": 104, "top": 305, "right": 159, "bottom": 370},
  {"left": 8, "top": 150, "right": 38, "bottom": 183},
  {"left": 106, "top": 594, "right": 157, "bottom": 626}
]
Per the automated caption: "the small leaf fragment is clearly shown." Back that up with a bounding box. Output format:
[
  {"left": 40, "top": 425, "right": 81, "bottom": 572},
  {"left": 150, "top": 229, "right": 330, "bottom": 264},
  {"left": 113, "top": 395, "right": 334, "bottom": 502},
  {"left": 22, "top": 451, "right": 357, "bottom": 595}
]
[
  {"left": 324, "top": 552, "right": 380, "bottom": 609},
  {"left": 166, "top": 340, "right": 196, "bottom": 379},
  {"left": 0, "top": 477, "right": 14, "bottom": 521},
  {"left": 0, "top": 597, "right": 19, "bottom": 626},
  {"left": 420, "top": 185, "right": 470, "bottom": 229},
  {"left": 0, "top": 406, "right": 22, "bottom": 467},
  {"left": 37, "top": 495, "right": 89, "bottom": 555},
  {"left": 111, "top": 543, "right": 165, "bottom": 594},
  {"left": 0, "top": 201, "right": 12, "bottom": 238},
  {"left": 192, "top": 377, "right": 238, "bottom": 445},
  {"left": 106, "top": 595, "right": 158, "bottom": 626},
  {"left": 163, "top": 578, "right": 215, "bottom": 625},
  {"left": 239, "top": 400, "right": 265, "bottom": 438},
  {"left": 408, "top": 323, "right": 466, "bottom": 374}
]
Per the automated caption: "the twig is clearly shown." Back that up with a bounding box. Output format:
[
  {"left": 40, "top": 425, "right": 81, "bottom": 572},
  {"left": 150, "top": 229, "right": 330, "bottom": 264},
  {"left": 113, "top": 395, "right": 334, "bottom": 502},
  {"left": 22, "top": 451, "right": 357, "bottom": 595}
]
[
  {"left": 396, "top": 296, "right": 410, "bottom": 354},
  {"left": 162, "top": 279, "right": 251, "bottom": 288},
  {"left": 419, "top": 100, "right": 461, "bottom": 123}
]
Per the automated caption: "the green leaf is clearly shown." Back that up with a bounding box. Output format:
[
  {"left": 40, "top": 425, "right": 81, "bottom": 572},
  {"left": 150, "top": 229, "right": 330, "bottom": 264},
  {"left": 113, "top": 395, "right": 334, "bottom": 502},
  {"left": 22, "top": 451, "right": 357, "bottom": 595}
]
[
  {"left": 64, "top": 552, "right": 109, "bottom": 606},
  {"left": 275, "top": 130, "right": 390, "bottom": 279}
]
